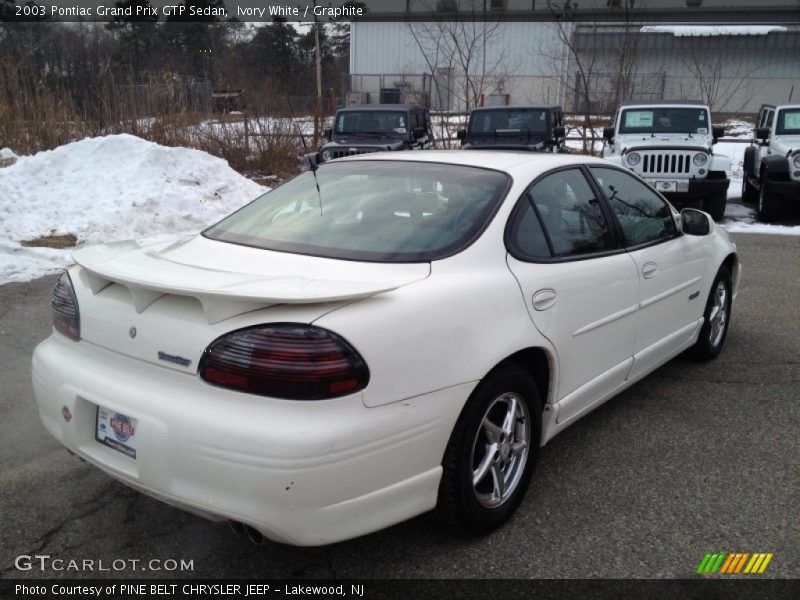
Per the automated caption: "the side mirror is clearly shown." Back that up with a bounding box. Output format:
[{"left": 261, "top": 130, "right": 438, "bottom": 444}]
[
  {"left": 712, "top": 125, "right": 725, "bottom": 144},
  {"left": 456, "top": 129, "right": 466, "bottom": 142},
  {"left": 602, "top": 127, "right": 615, "bottom": 142},
  {"left": 754, "top": 127, "right": 770, "bottom": 142},
  {"left": 681, "top": 208, "right": 712, "bottom": 236},
  {"left": 324, "top": 128, "right": 332, "bottom": 141},
  {"left": 413, "top": 126, "right": 425, "bottom": 139},
  {"left": 553, "top": 125, "right": 566, "bottom": 139}
]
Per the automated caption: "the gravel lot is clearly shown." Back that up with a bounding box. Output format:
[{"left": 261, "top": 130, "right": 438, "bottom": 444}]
[{"left": 0, "top": 228, "right": 797, "bottom": 580}]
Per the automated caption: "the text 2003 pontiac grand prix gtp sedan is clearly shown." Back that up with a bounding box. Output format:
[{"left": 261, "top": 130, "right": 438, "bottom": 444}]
[{"left": 32, "top": 151, "right": 740, "bottom": 546}]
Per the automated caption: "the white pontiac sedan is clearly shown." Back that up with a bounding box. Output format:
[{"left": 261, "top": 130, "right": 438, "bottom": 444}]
[{"left": 32, "top": 151, "right": 740, "bottom": 546}]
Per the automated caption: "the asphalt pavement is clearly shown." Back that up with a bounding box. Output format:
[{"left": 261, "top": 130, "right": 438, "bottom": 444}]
[{"left": 0, "top": 228, "right": 798, "bottom": 580}]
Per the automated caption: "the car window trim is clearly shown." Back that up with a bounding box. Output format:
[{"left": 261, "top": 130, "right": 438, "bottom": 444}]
[
  {"left": 585, "top": 164, "right": 683, "bottom": 251},
  {"left": 504, "top": 164, "right": 627, "bottom": 264}
]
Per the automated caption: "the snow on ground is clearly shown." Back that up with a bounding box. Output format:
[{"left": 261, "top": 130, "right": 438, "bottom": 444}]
[
  {"left": 721, "top": 202, "right": 800, "bottom": 236},
  {"left": 0, "top": 147, "right": 18, "bottom": 166},
  {"left": 0, "top": 134, "right": 266, "bottom": 284}
]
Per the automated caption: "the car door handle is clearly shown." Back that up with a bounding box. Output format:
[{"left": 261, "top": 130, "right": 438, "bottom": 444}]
[
  {"left": 642, "top": 262, "right": 659, "bottom": 279},
  {"left": 532, "top": 289, "right": 557, "bottom": 311}
]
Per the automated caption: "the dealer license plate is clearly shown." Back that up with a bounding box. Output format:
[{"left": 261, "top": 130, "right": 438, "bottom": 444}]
[
  {"left": 654, "top": 180, "right": 678, "bottom": 193},
  {"left": 96, "top": 406, "right": 138, "bottom": 459}
]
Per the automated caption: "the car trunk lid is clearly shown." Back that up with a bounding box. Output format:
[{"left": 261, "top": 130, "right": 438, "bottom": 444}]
[{"left": 70, "top": 236, "right": 430, "bottom": 372}]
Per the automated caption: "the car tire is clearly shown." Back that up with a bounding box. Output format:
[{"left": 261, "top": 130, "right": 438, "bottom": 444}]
[
  {"left": 436, "top": 364, "right": 541, "bottom": 534},
  {"left": 703, "top": 192, "right": 727, "bottom": 222},
  {"left": 686, "top": 266, "right": 732, "bottom": 361},
  {"left": 741, "top": 176, "right": 757, "bottom": 203},
  {"left": 757, "top": 176, "right": 780, "bottom": 222}
]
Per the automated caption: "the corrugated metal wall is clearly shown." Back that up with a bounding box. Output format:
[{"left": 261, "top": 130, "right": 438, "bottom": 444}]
[
  {"left": 351, "top": 22, "right": 800, "bottom": 113},
  {"left": 350, "top": 21, "right": 569, "bottom": 110},
  {"left": 351, "top": 21, "right": 564, "bottom": 77},
  {"left": 573, "top": 28, "right": 800, "bottom": 112}
]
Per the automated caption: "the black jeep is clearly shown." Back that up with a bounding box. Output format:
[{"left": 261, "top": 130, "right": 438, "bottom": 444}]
[
  {"left": 457, "top": 106, "right": 567, "bottom": 153},
  {"left": 310, "top": 104, "right": 435, "bottom": 166}
]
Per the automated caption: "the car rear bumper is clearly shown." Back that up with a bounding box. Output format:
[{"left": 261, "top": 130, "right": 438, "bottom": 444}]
[{"left": 31, "top": 334, "right": 472, "bottom": 546}]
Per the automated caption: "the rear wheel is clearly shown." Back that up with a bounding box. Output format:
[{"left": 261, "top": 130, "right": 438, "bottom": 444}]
[
  {"left": 741, "top": 176, "right": 757, "bottom": 203},
  {"left": 703, "top": 192, "right": 727, "bottom": 222},
  {"left": 757, "top": 176, "right": 780, "bottom": 222},
  {"left": 436, "top": 365, "right": 541, "bottom": 534},
  {"left": 687, "top": 266, "right": 732, "bottom": 361}
]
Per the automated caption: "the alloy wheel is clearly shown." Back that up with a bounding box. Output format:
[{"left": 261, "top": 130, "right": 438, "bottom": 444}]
[
  {"left": 708, "top": 280, "right": 729, "bottom": 348},
  {"left": 470, "top": 392, "right": 530, "bottom": 509}
]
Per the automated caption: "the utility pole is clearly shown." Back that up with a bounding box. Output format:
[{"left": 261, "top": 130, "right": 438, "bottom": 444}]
[{"left": 313, "top": 1, "right": 323, "bottom": 147}]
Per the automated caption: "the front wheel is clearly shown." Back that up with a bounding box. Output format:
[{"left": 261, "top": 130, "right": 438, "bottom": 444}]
[
  {"left": 436, "top": 365, "right": 541, "bottom": 534},
  {"left": 687, "top": 266, "right": 732, "bottom": 361},
  {"left": 703, "top": 192, "right": 727, "bottom": 222},
  {"left": 741, "top": 176, "right": 757, "bottom": 203},
  {"left": 757, "top": 177, "right": 780, "bottom": 222}
]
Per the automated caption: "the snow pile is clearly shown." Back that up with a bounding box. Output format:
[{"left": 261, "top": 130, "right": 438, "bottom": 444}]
[
  {"left": 0, "top": 134, "right": 266, "bottom": 284},
  {"left": 641, "top": 26, "right": 787, "bottom": 37},
  {"left": 0, "top": 148, "right": 18, "bottom": 167}
]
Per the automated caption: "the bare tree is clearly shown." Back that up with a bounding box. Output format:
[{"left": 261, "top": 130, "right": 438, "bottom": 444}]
[
  {"left": 542, "top": 0, "right": 645, "bottom": 155},
  {"left": 406, "top": 1, "right": 516, "bottom": 120},
  {"left": 677, "top": 38, "right": 765, "bottom": 113}
]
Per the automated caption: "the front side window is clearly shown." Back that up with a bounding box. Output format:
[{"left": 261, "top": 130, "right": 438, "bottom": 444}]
[
  {"left": 204, "top": 161, "right": 510, "bottom": 262},
  {"left": 776, "top": 109, "right": 800, "bottom": 135},
  {"left": 619, "top": 108, "right": 709, "bottom": 135},
  {"left": 335, "top": 111, "right": 407, "bottom": 135},
  {"left": 509, "top": 168, "right": 615, "bottom": 260},
  {"left": 590, "top": 167, "right": 678, "bottom": 247}
]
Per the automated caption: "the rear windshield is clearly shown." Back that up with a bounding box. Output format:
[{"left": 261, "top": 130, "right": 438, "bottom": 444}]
[
  {"left": 204, "top": 161, "right": 510, "bottom": 262},
  {"left": 776, "top": 109, "right": 800, "bottom": 135},
  {"left": 619, "top": 108, "right": 710, "bottom": 134},
  {"left": 335, "top": 111, "right": 407, "bottom": 135},
  {"left": 469, "top": 109, "right": 548, "bottom": 135}
]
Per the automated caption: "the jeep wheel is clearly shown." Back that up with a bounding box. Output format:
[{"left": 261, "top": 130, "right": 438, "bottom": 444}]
[
  {"left": 741, "top": 176, "right": 757, "bottom": 203},
  {"left": 757, "top": 177, "right": 780, "bottom": 222},
  {"left": 703, "top": 193, "right": 727, "bottom": 222}
]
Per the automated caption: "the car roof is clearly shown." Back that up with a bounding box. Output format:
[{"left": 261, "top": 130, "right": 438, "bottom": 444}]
[
  {"left": 470, "top": 106, "right": 560, "bottom": 112},
  {"left": 338, "top": 104, "right": 426, "bottom": 112},
  {"left": 331, "top": 150, "right": 608, "bottom": 176},
  {"left": 619, "top": 99, "right": 706, "bottom": 108}
]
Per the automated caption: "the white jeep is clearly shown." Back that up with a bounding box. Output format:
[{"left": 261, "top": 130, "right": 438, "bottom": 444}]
[
  {"left": 742, "top": 103, "right": 800, "bottom": 222},
  {"left": 603, "top": 101, "right": 730, "bottom": 221}
]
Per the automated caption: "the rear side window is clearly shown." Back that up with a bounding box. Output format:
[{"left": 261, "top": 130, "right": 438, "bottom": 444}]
[
  {"left": 590, "top": 167, "right": 678, "bottom": 247},
  {"left": 509, "top": 168, "right": 615, "bottom": 260}
]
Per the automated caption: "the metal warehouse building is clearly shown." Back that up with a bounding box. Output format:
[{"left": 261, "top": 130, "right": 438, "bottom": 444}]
[{"left": 347, "top": 0, "right": 800, "bottom": 113}]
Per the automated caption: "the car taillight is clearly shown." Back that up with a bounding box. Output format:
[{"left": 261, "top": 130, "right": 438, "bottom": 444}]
[
  {"left": 199, "top": 324, "right": 369, "bottom": 400},
  {"left": 52, "top": 271, "right": 80, "bottom": 341}
]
